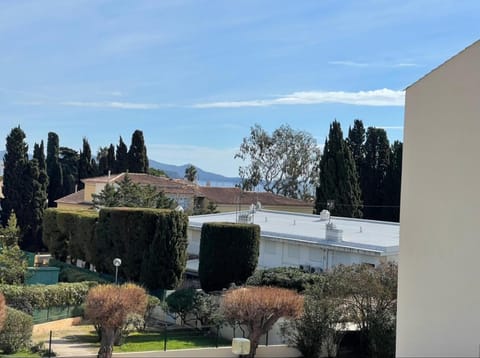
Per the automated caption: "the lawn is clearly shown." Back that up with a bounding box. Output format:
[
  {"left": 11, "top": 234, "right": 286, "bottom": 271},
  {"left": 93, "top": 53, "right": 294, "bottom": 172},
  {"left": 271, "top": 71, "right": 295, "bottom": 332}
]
[{"left": 115, "top": 330, "right": 231, "bottom": 353}]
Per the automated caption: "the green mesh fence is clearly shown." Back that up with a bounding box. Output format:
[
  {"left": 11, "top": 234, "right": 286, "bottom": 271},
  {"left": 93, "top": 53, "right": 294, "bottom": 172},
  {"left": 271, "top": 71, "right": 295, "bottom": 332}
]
[{"left": 32, "top": 305, "right": 83, "bottom": 324}]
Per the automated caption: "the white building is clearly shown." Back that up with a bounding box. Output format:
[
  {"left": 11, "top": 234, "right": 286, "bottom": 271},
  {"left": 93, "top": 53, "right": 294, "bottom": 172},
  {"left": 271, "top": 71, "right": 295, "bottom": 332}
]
[
  {"left": 187, "top": 209, "right": 399, "bottom": 273},
  {"left": 396, "top": 40, "right": 480, "bottom": 357}
]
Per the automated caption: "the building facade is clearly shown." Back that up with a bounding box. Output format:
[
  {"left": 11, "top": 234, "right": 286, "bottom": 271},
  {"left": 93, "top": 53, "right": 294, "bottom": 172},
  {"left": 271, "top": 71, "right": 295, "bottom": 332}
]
[{"left": 396, "top": 40, "right": 480, "bottom": 357}]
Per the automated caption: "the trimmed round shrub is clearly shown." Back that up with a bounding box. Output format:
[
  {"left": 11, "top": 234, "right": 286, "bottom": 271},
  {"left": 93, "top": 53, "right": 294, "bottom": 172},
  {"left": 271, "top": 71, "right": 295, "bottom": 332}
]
[
  {"left": 0, "top": 307, "right": 33, "bottom": 354},
  {"left": 199, "top": 222, "right": 260, "bottom": 292}
]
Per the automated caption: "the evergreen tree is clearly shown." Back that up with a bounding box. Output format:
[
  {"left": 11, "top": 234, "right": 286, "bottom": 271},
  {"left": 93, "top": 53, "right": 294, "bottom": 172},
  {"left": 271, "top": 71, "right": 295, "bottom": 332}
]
[
  {"left": 23, "top": 158, "right": 45, "bottom": 250},
  {"left": 31, "top": 142, "right": 48, "bottom": 249},
  {"left": 78, "top": 138, "right": 97, "bottom": 189},
  {"left": 46, "top": 132, "right": 63, "bottom": 207},
  {"left": 128, "top": 130, "right": 148, "bottom": 173},
  {"left": 0, "top": 212, "right": 28, "bottom": 284},
  {"left": 315, "top": 121, "right": 362, "bottom": 218},
  {"left": 115, "top": 136, "right": 128, "bottom": 173},
  {"left": 107, "top": 144, "right": 115, "bottom": 173},
  {"left": 361, "top": 127, "right": 390, "bottom": 220},
  {"left": 97, "top": 147, "right": 109, "bottom": 176},
  {"left": 347, "top": 119, "right": 366, "bottom": 178},
  {"left": 383, "top": 141, "right": 403, "bottom": 222},
  {"left": 59, "top": 147, "right": 79, "bottom": 196},
  {"left": 1, "top": 127, "right": 29, "bottom": 225}
]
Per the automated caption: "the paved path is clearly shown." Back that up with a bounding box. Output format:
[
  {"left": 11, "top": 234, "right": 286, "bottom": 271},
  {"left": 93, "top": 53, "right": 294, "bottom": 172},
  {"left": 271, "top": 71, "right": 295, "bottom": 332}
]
[{"left": 43, "top": 337, "right": 97, "bottom": 357}]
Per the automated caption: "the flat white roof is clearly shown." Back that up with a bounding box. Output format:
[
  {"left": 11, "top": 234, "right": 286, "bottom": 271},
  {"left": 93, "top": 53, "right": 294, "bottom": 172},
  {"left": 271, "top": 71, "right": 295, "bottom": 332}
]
[{"left": 188, "top": 209, "right": 399, "bottom": 254}]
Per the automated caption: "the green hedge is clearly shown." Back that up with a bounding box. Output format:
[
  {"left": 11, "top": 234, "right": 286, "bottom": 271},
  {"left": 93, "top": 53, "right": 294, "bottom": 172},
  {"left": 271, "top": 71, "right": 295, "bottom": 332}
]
[
  {"left": 199, "top": 222, "right": 260, "bottom": 292},
  {"left": 43, "top": 208, "right": 189, "bottom": 290},
  {"left": 0, "top": 281, "right": 97, "bottom": 311},
  {"left": 94, "top": 208, "right": 189, "bottom": 290},
  {"left": 42, "top": 209, "right": 98, "bottom": 262},
  {"left": 246, "top": 267, "right": 323, "bottom": 292},
  {"left": 0, "top": 307, "right": 33, "bottom": 354}
]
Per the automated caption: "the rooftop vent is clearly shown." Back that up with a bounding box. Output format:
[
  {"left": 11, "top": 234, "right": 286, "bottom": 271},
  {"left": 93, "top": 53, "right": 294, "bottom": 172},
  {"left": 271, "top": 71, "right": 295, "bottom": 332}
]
[
  {"left": 319, "top": 209, "right": 330, "bottom": 221},
  {"left": 325, "top": 222, "right": 343, "bottom": 242},
  {"left": 238, "top": 212, "right": 253, "bottom": 224}
]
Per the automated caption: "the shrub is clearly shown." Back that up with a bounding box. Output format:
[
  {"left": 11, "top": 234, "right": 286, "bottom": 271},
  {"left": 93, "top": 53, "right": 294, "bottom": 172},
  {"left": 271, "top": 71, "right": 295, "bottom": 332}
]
[
  {"left": 199, "top": 222, "right": 260, "bottom": 292},
  {"left": 95, "top": 208, "right": 189, "bottom": 290},
  {"left": 246, "top": 266, "right": 323, "bottom": 292},
  {"left": 85, "top": 283, "right": 148, "bottom": 358},
  {"left": 0, "top": 282, "right": 97, "bottom": 310},
  {"left": 166, "top": 288, "right": 197, "bottom": 325},
  {"left": 50, "top": 259, "right": 111, "bottom": 284},
  {"left": 0, "top": 307, "right": 33, "bottom": 354}
]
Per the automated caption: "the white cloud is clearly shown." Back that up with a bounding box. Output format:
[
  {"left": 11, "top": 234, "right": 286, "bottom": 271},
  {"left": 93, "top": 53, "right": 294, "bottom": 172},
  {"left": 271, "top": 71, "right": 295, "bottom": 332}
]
[
  {"left": 148, "top": 144, "right": 240, "bottom": 177},
  {"left": 193, "top": 89, "right": 405, "bottom": 108},
  {"left": 60, "top": 101, "right": 162, "bottom": 110}
]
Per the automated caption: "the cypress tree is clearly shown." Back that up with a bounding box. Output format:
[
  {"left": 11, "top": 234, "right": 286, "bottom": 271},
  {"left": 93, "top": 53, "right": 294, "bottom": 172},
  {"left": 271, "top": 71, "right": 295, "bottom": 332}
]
[
  {"left": 128, "top": 130, "right": 148, "bottom": 173},
  {"left": 78, "top": 138, "right": 97, "bottom": 188},
  {"left": 1, "top": 127, "right": 29, "bottom": 225},
  {"left": 361, "top": 127, "right": 390, "bottom": 220},
  {"left": 31, "top": 142, "right": 48, "bottom": 250},
  {"left": 107, "top": 144, "right": 115, "bottom": 173},
  {"left": 46, "top": 132, "right": 63, "bottom": 207},
  {"left": 383, "top": 141, "right": 403, "bottom": 222},
  {"left": 97, "top": 147, "right": 109, "bottom": 176},
  {"left": 23, "top": 158, "right": 45, "bottom": 250},
  {"left": 346, "top": 119, "right": 366, "bottom": 178},
  {"left": 115, "top": 136, "right": 128, "bottom": 173},
  {"left": 315, "top": 121, "right": 362, "bottom": 218},
  {"left": 59, "top": 147, "right": 79, "bottom": 196}
]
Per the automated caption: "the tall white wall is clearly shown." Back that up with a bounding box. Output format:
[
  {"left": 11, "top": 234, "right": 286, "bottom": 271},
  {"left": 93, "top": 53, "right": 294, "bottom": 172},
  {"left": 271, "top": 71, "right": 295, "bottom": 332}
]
[{"left": 397, "top": 41, "right": 480, "bottom": 357}]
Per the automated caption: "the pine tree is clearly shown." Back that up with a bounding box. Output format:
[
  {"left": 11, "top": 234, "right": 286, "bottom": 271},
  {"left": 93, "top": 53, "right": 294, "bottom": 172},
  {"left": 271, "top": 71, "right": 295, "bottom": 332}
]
[
  {"left": 346, "top": 119, "right": 366, "bottom": 178},
  {"left": 315, "top": 121, "right": 362, "bottom": 218},
  {"left": 1, "top": 127, "right": 29, "bottom": 225},
  {"left": 128, "top": 130, "right": 148, "bottom": 173},
  {"left": 362, "top": 127, "right": 390, "bottom": 220},
  {"left": 115, "top": 136, "right": 128, "bottom": 173},
  {"left": 78, "top": 138, "right": 97, "bottom": 189},
  {"left": 46, "top": 132, "right": 63, "bottom": 207},
  {"left": 383, "top": 141, "right": 403, "bottom": 222}
]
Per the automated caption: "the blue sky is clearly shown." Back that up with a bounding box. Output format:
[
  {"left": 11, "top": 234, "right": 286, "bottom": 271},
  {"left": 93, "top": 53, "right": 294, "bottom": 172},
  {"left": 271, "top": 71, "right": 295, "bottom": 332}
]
[{"left": 1, "top": 0, "right": 478, "bottom": 177}]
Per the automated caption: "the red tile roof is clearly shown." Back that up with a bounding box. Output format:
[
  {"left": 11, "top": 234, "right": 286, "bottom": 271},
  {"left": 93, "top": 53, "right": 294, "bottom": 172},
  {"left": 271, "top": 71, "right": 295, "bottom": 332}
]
[{"left": 199, "top": 186, "right": 311, "bottom": 207}]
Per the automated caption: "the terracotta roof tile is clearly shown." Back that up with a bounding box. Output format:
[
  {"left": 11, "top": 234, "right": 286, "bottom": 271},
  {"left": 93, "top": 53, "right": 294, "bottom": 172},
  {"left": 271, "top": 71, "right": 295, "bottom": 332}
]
[{"left": 199, "top": 186, "right": 311, "bottom": 207}]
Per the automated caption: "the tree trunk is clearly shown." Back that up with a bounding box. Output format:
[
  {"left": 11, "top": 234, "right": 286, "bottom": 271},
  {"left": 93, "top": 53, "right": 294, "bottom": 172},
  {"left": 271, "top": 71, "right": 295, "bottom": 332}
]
[
  {"left": 247, "top": 332, "right": 262, "bottom": 358},
  {"left": 97, "top": 327, "right": 115, "bottom": 358}
]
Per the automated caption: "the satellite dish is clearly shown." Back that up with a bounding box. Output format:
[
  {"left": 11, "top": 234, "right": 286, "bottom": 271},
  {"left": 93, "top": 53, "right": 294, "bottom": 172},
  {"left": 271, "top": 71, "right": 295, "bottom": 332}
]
[{"left": 113, "top": 258, "right": 122, "bottom": 267}]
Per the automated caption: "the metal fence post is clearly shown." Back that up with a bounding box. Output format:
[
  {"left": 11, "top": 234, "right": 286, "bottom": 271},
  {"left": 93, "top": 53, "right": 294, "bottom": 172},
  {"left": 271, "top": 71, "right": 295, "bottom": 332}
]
[
  {"left": 266, "top": 330, "right": 269, "bottom": 346},
  {"left": 215, "top": 325, "right": 219, "bottom": 348},
  {"left": 163, "top": 324, "right": 167, "bottom": 351},
  {"left": 48, "top": 330, "right": 52, "bottom": 357}
]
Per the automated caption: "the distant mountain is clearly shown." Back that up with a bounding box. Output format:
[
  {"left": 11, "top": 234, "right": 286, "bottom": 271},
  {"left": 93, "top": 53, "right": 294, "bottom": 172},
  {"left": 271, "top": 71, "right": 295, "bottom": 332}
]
[{"left": 149, "top": 159, "right": 240, "bottom": 186}]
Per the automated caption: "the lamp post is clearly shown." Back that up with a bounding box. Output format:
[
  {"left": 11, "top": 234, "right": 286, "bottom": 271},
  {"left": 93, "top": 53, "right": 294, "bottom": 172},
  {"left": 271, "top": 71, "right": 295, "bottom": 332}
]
[{"left": 113, "top": 258, "right": 122, "bottom": 284}]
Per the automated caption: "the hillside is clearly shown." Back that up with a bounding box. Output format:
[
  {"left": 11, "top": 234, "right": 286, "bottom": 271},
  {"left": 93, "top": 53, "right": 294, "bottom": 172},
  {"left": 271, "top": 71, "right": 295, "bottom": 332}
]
[{"left": 148, "top": 159, "right": 240, "bottom": 185}]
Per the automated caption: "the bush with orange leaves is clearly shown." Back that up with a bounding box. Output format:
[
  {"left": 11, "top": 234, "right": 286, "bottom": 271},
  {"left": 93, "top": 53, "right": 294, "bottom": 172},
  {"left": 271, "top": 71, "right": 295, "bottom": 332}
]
[
  {"left": 222, "top": 286, "right": 303, "bottom": 358},
  {"left": 85, "top": 283, "right": 147, "bottom": 358}
]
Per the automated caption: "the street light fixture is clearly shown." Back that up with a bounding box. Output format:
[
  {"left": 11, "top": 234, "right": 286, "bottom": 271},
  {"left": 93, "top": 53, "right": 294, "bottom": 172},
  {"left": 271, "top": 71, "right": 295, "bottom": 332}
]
[{"left": 113, "top": 258, "right": 122, "bottom": 284}]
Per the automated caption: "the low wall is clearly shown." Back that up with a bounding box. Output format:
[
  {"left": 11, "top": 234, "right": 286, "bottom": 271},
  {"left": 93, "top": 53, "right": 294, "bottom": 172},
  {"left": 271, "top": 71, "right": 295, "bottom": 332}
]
[{"left": 113, "top": 345, "right": 301, "bottom": 357}]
